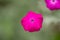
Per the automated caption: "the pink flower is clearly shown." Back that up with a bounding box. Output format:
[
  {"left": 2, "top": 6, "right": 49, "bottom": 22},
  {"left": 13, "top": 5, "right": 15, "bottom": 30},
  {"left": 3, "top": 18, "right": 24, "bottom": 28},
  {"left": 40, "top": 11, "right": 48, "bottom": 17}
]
[
  {"left": 21, "top": 10, "right": 43, "bottom": 32},
  {"left": 45, "top": 0, "right": 60, "bottom": 10}
]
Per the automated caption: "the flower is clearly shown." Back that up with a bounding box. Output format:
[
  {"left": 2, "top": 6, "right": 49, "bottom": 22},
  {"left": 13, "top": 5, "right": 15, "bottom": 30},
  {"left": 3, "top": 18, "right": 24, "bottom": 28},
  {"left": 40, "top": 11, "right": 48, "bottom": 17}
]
[
  {"left": 45, "top": 0, "right": 60, "bottom": 10},
  {"left": 21, "top": 10, "right": 43, "bottom": 32}
]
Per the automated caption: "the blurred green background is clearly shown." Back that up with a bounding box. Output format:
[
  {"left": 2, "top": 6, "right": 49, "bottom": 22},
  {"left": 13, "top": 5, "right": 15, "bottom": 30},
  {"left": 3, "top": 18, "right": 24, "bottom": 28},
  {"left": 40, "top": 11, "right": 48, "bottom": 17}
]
[{"left": 0, "top": 0, "right": 60, "bottom": 40}]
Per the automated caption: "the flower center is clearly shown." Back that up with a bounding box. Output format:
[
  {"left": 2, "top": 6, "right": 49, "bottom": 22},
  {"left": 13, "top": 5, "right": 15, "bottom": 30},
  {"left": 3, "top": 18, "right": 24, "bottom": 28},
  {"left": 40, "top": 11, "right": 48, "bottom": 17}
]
[
  {"left": 29, "top": 18, "right": 35, "bottom": 23},
  {"left": 31, "top": 19, "right": 34, "bottom": 22},
  {"left": 52, "top": 0, "right": 55, "bottom": 2},
  {"left": 50, "top": 0, "right": 57, "bottom": 4}
]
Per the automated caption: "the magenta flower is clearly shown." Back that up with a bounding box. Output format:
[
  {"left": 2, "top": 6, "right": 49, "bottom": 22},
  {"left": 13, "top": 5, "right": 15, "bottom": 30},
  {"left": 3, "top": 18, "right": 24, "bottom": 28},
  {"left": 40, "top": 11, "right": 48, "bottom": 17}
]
[
  {"left": 45, "top": 0, "right": 60, "bottom": 10},
  {"left": 21, "top": 10, "right": 43, "bottom": 32}
]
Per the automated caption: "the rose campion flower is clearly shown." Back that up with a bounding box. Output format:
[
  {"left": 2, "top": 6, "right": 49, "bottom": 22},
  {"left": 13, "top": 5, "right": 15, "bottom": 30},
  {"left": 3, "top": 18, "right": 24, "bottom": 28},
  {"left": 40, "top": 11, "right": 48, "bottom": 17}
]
[
  {"left": 45, "top": 0, "right": 60, "bottom": 10},
  {"left": 21, "top": 10, "right": 43, "bottom": 32}
]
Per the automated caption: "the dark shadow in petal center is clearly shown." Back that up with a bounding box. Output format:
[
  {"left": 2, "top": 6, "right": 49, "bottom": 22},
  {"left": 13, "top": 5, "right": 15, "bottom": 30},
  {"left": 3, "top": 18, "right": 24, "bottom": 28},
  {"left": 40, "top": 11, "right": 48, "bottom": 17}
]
[
  {"left": 31, "top": 19, "right": 34, "bottom": 22},
  {"left": 52, "top": 0, "right": 55, "bottom": 2}
]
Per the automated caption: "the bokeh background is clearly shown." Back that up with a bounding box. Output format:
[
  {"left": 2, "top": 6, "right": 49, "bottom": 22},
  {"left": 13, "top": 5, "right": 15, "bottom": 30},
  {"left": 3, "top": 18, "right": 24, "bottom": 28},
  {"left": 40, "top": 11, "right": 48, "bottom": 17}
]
[{"left": 0, "top": 0, "right": 60, "bottom": 40}]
